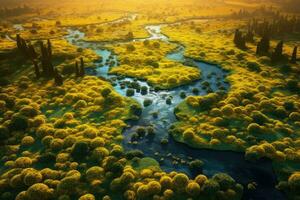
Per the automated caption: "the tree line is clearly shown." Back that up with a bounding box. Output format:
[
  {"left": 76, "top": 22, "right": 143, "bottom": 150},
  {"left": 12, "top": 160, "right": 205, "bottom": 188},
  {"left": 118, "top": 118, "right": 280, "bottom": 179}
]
[
  {"left": 0, "top": 5, "right": 34, "bottom": 18},
  {"left": 247, "top": 16, "right": 300, "bottom": 38},
  {"left": 231, "top": 6, "right": 279, "bottom": 19},
  {"left": 16, "top": 34, "right": 86, "bottom": 85},
  {"left": 234, "top": 29, "right": 297, "bottom": 64}
]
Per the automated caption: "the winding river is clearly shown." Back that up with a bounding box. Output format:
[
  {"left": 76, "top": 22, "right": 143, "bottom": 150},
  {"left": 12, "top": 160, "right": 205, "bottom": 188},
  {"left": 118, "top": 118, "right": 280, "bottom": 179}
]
[
  {"left": 5, "top": 15, "right": 283, "bottom": 199},
  {"left": 65, "top": 23, "right": 285, "bottom": 199}
]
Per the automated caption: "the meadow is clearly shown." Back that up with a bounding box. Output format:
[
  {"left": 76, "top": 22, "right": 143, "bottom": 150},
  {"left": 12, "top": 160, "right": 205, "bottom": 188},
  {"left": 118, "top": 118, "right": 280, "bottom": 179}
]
[{"left": 0, "top": 0, "right": 299, "bottom": 200}]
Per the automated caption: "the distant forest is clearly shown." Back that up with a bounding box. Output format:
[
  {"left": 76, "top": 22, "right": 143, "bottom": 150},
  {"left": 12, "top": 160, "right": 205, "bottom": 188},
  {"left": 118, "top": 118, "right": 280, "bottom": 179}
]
[
  {"left": 270, "top": 0, "right": 300, "bottom": 12},
  {"left": 0, "top": 5, "right": 34, "bottom": 18},
  {"left": 283, "top": 0, "right": 300, "bottom": 12}
]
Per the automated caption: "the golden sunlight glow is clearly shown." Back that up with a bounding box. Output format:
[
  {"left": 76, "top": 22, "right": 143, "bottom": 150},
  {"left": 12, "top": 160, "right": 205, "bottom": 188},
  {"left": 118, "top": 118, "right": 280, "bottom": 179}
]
[{"left": 0, "top": 0, "right": 299, "bottom": 200}]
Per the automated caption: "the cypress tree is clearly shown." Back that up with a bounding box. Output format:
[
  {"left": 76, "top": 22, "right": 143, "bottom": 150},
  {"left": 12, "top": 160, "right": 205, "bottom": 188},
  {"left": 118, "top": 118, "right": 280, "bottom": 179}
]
[
  {"left": 47, "top": 39, "right": 52, "bottom": 60},
  {"left": 20, "top": 39, "right": 28, "bottom": 57},
  {"left": 240, "top": 36, "right": 246, "bottom": 49},
  {"left": 291, "top": 46, "right": 297, "bottom": 64},
  {"left": 271, "top": 40, "right": 283, "bottom": 63},
  {"left": 79, "top": 57, "right": 85, "bottom": 77},
  {"left": 54, "top": 69, "right": 63, "bottom": 86},
  {"left": 48, "top": 62, "right": 55, "bottom": 78},
  {"left": 256, "top": 35, "right": 270, "bottom": 55},
  {"left": 234, "top": 29, "right": 246, "bottom": 49},
  {"left": 75, "top": 61, "right": 80, "bottom": 77},
  {"left": 234, "top": 29, "right": 241, "bottom": 45},
  {"left": 27, "top": 44, "right": 37, "bottom": 60},
  {"left": 40, "top": 41, "right": 48, "bottom": 76},
  {"left": 16, "top": 34, "right": 22, "bottom": 50},
  {"left": 245, "top": 30, "right": 254, "bottom": 42},
  {"left": 40, "top": 40, "right": 54, "bottom": 78},
  {"left": 33, "top": 61, "right": 40, "bottom": 79},
  {"left": 16, "top": 34, "right": 29, "bottom": 57}
]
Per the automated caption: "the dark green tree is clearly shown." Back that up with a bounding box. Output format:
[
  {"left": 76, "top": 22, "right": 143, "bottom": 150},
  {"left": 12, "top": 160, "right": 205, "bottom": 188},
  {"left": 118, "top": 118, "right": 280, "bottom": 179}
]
[
  {"left": 16, "top": 34, "right": 22, "bottom": 50},
  {"left": 245, "top": 30, "right": 254, "bottom": 42},
  {"left": 75, "top": 61, "right": 80, "bottom": 77},
  {"left": 33, "top": 61, "right": 40, "bottom": 79},
  {"left": 54, "top": 68, "right": 63, "bottom": 86},
  {"left": 271, "top": 40, "right": 284, "bottom": 63},
  {"left": 233, "top": 29, "right": 246, "bottom": 49},
  {"left": 16, "top": 34, "right": 29, "bottom": 57},
  {"left": 40, "top": 41, "right": 48, "bottom": 75},
  {"left": 291, "top": 46, "right": 298, "bottom": 64},
  {"left": 256, "top": 35, "right": 270, "bottom": 55},
  {"left": 79, "top": 57, "right": 85, "bottom": 77},
  {"left": 27, "top": 44, "right": 37, "bottom": 60},
  {"left": 40, "top": 40, "right": 54, "bottom": 77},
  {"left": 126, "top": 31, "right": 134, "bottom": 40},
  {"left": 47, "top": 39, "right": 52, "bottom": 59}
]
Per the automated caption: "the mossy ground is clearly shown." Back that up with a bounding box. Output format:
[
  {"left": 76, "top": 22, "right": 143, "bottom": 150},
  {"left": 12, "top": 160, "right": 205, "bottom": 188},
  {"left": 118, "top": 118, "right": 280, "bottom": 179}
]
[
  {"left": 83, "top": 17, "right": 151, "bottom": 42},
  {"left": 0, "top": 0, "right": 299, "bottom": 199},
  {"left": 164, "top": 18, "right": 300, "bottom": 193},
  {"left": 108, "top": 40, "right": 201, "bottom": 89}
]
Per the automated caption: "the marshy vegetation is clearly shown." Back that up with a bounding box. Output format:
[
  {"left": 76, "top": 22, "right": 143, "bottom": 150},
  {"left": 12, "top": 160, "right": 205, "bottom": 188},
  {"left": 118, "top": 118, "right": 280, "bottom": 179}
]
[{"left": 0, "top": 0, "right": 299, "bottom": 200}]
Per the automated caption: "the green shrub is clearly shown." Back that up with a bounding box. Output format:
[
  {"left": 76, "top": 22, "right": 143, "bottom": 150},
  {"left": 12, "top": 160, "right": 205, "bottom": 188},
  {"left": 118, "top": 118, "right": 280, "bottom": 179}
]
[
  {"left": 78, "top": 194, "right": 95, "bottom": 200},
  {"left": 9, "top": 114, "right": 28, "bottom": 131},
  {"left": 246, "top": 62, "right": 261, "bottom": 72},
  {"left": 186, "top": 181, "right": 201, "bottom": 197},
  {"left": 286, "top": 79, "right": 299, "bottom": 92},
  {"left": 126, "top": 44, "right": 135, "bottom": 51},
  {"left": 26, "top": 183, "right": 53, "bottom": 200},
  {"left": 160, "top": 138, "right": 169, "bottom": 145},
  {"left": 247, "top": 123, "right": 262, "bottom": 135},
  {"left": 136, "top": 127, "right": 146, "bottom": 137},
  {"left": 62, "top": 64, "right": 75, "bottom": 75},
  {"left": 143, "top": 99, "right": 152, "bottom": 107},
  {"left": 71, "top": 141, "right": 89, "bottom": 160},
  {"left": 166, "top": 98, "right": 172, "bottom": 105},
  {"left": 189, "top": 159, "right": 204, "bottom": 170},
  {"left": 141, "top": 86, "right": 148, "bottom": 95},
  {"left": 0, "top": 126, "right": 10, "bottom": 140},
  {"left": 180, "top": 91, "right": 186, "bottom": 99},
  {"left": 130, "top": 104, "right": 142, "bottom": 116},
  {"left": 86, "top": 166, "right": 104, "bottom": 182},
  {"left": 202, "top": 180, "right": 220, "bottom": 196},
  {"left": 125, "top": 150, "right": 144, "bottom": 159},
  {"left": 251, "top": 111, "right": 269, "bottom": 125},
  {"left": 192, "top": 88, "right": 199, "bottom": 95},
  {"left": 23, "top": 170, "right": 43, "bottom": 186},
  {"left": 147, "top": 126, "right": 155, "bottom": 136},
  {"left": 172, "top": 173, "right": 189, "bottom": 190},
  {"left": 288, "top": 172, "right": 300, "bottom": 193},
  {"left": 0, "top": 77, "right": 10, "bottom": 86},
  {"left": 284, "top": 101, "right": 295, "bottom": 111},
  {"left": 212, "top": 173, "right": 235, "bottom": 190},
  {"left": 126, "top": 89, "right": 135, "bottom": 97}
]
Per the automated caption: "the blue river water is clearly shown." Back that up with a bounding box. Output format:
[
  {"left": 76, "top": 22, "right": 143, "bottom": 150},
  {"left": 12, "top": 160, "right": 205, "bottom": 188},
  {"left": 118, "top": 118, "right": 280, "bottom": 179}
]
[{"left": 65, "top": 22, "right": 285, "bottom": 200}]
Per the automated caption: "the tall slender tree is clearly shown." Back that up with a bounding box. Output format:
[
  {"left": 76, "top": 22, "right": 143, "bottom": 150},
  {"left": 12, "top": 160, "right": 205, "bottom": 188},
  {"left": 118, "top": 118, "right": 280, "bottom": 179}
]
[
  {"left": 245, "top": 30, "right": 254, "bottom": 42},
  {"left": 54, "top": 68, "right": 63, "bottom": 86},
  {"left": 271, "top": 41, "right": 284, "bottom": 62},
  {"left": 75, "top": 61, "right": 80, "bottom": 77},
  {"left": 16, "top": 34, "right": 22, "bottom": 50},
  {"left": 79, "top": 57, "right": 85, "bottom": 77},
  {"left": 234, "top": 29, "right": 246, "bottom": 49},
  {"left": 27, "top": 44, "right": 37, "bottom": 61},
  {"left": 291, "top": 46, "right": 298, "bottom": 64},
  {"left": 47, "top": 39, "right": 52, "bottom": 60},
  {"left": 16, "top": 34, "right": 29, "bottom": 57},
  {"left": 256, "top": 34, "right": 270, "bottom": 55},
  {"left": 40, "top": 41, "right": 48, "bottom": 75},
  {"left": 33, "top": 61, "right": 40, "bottom": 79},
  {"left": 40, "top": 40, "right": 54, "bottom": 77}
]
